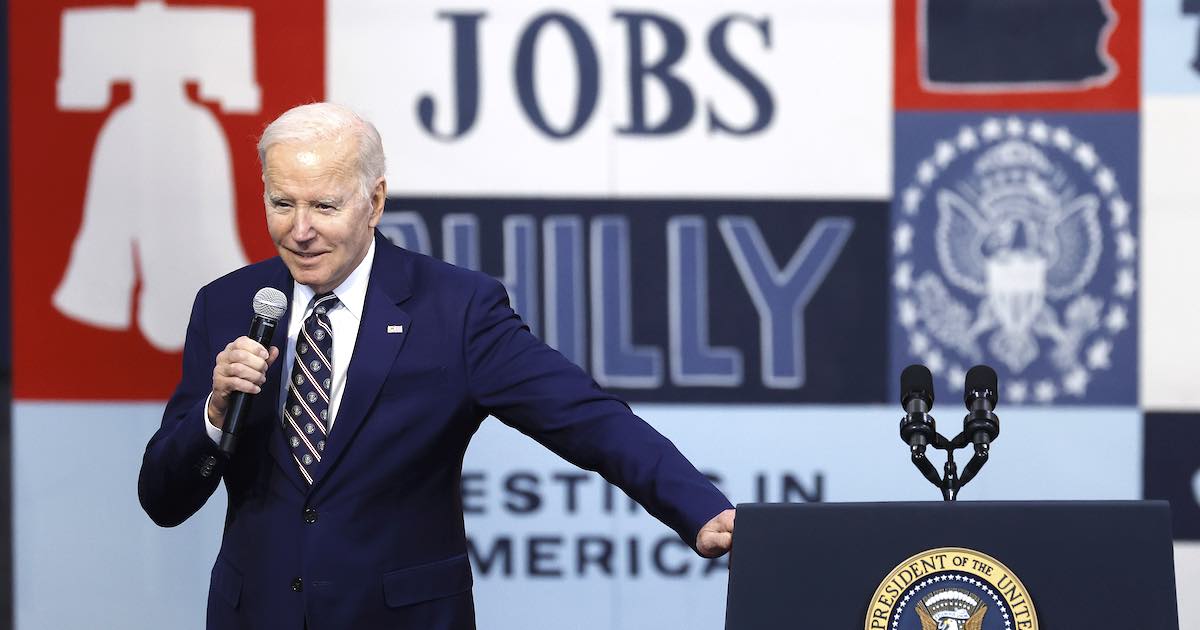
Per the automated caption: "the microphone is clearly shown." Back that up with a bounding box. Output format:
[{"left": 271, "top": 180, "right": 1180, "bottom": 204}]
[
  {"left": 962, "top": 365, "right": 1000, "bottom": 446},
  {"left": 899, "top": 364, "right": 936, "bottom": 448},
  {"left": 218, "top": 287, "right": 288, "bottom": 458}
]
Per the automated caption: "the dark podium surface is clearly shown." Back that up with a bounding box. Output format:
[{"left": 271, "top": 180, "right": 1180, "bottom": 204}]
[{"left": 725, "top": 501, "right": 1179, "bottom": 629}]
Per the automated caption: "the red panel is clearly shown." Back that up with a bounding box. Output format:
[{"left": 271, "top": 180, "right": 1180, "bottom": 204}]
[
  {"left": 9, "top": 0, "right": 324, "bottom": 399},
  {"left": 895, "top": 0, "right": 1140, "bottom": 111}
]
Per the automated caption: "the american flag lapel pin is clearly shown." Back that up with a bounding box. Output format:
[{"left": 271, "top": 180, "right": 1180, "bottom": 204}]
[{"left": 387, "top": 324, "right": 404, "bottom": 334}]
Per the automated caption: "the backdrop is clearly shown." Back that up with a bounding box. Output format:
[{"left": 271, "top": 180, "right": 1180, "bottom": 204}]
[{"left": 5, "top": 0, "right": 1199, "bottom": 628}]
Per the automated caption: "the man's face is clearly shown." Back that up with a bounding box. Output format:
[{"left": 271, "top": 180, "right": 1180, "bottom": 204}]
[{"left": 263, "top": 138, "right": 384, "bottom": 294}]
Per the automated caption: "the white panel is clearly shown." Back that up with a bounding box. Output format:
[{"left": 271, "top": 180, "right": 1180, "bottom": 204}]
[
  {"left": 1141, "top": 96, "right": 1200, "bottom": 409},
  {"left": 465, "top": 404, "right": 1142, "bottom": 630},
  {"left": 1176, "top": 542, "right": 1200, "bottom": 629},
  {"left": 327, "top": 0, "right": 891, "bottom": 198},
  {"left": 13, "top": 403, "right": 226, "bottom": 630}
]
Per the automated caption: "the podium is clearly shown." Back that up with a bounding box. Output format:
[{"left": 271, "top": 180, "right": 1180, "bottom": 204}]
[{"left": 725, "top": 501, "right": 1179, "bottom": 629}]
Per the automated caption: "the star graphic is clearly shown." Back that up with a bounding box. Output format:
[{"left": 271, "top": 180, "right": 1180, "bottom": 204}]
[
  {"left": 899, "top": 299, "right": 918, "bottom": 327},
  {"left": 1074, "top": 143, "right": 1098, "bottom": 170},
  {"left": 909, "top": 332, "right": 930, "bottom": 355},
  {"left": 917, "top": 160, "right": 936, "bottom": 185},
  {"left": 1008, "top": 381, "right": 1028, "bottom": 403},
  {"left": 924, "top": 350, "right": 945, "bottom": 374},
  {"left": 1116, "top": 231, "right": 1136, "bottom": 261},
  {"left": 1087, "top": 339, "right": 1112, "bottom": 369},
  {"left": 1005, "top": 117, "right": 1025, "bottom": 137},
  {"left": 1034, "top": 380, "right": 1057, "bottom": 403},
  {"left": 903, "top": 186, "right": 922, "bottom": 215},
  {"left": 893, "top": 262, "right": 913, "bottom": 291},
  {"left": 1114, "top": 268, "right": 1136, "bottom": 297},
  {"left": 956, "top": 126, "right": 979, "bottom": 150},
  {"left": 1109, "top": 197, "right": 1130, "bottom": 228},
  {"left": 945, "top": 365, "right": 966, "bottom": 391},
  {"left": 934, "top": 140, "right": 956, "bottom": 167},
  {"left": 981, "top": 118, "right": 1003, "bottom": 140},
  {"left": 1062, "top": 368, "right": 1089, "bottom": 396},
  {"left": 1028, "top": 120, "right": 1050, "bottom": 143},
  {"left": 1094, "top": 167, "right": 1116, "bottom": 194},
  {"left": 893, "top": 222, "right": 914, "bottom": 255},
  {"left": 1052, "top": 127, "right": 1074, "bottom": 150},
  {"left": 1105, "top": 305, "right": 1128, "bottom": 333}
]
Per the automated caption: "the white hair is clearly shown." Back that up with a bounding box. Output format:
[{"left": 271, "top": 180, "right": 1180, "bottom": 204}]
[{"left": 257, "top": 102, "right": 386, "bottom": 201}]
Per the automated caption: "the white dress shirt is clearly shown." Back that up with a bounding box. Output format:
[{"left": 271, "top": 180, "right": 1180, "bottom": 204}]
[{"left": 205, "top": 239, "right": 376, "bottom": 443}]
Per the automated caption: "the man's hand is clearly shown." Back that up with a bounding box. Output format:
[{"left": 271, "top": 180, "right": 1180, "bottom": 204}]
[
  {"left": 696, "top": 508, "right": 735, "bottom": 558},
  {"left": 208, "top": 337, "right": 279, "bottom": 429}
]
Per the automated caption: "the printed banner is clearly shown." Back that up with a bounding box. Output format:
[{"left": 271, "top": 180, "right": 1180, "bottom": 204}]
[
  {"left": 8, "top": 0, "right": 323, "bottom": 399},
  {"left": 890, "top": 113, "right": 1139, "bottom": 405},
  {"left": 894, "top": 0, "right": 1139, "bottom": 111},
  {"left": 381, "top": 198, "right": 888, "bottom": 403},
  {"left": 329, "top": 0, "right": 892, "bottom": 198}
]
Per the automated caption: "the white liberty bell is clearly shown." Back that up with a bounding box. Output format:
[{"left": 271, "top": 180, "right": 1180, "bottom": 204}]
[{"left": 54, "top": 0, "right": 259, "bottom": 351}]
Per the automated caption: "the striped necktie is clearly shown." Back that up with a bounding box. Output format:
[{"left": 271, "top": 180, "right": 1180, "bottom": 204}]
[{"left": 283, "top": 292, "right": 338, "bottom": 484}]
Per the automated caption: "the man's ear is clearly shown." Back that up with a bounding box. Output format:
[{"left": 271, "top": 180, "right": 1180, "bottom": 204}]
[{"left": 368, "top": 177, "right": 386, "bottom": 228}]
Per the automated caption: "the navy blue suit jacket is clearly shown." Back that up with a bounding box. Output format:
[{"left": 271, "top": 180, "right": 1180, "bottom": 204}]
[{"left": 138, "top": 232, "right": 732, "bottom": 629}]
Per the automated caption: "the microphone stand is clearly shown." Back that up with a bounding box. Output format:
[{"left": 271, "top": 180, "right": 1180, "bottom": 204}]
[{"left": 904, "top": 415, "right": 996, "bottom": 502}]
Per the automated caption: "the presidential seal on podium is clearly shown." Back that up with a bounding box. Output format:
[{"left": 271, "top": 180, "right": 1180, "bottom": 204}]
[{"left": 866, "top": 547, "right": 1038, "bottom": 630}]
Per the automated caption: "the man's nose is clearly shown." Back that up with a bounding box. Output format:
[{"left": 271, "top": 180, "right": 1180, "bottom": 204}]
[{"left": 291, "top": 207, "right": 316, "bottom": 241}]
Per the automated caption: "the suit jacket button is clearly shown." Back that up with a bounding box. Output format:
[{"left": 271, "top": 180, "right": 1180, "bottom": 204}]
[
  {"left": 291, "top": 577, "right": 303, "bottom": 592},
  {"left": 303, "top": 507, "right": 318, "bottom": 524}
]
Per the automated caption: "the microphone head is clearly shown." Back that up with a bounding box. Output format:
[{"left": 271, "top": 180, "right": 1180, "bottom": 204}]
[
  {"left": 964, "top": 364, "right": 999, "bottom": 408},
  {"left": 252, "top": 287, "right": 288, "bottom": 322},
  {"left": 900, "top": 364, "right": 935, "bottom": 408}
]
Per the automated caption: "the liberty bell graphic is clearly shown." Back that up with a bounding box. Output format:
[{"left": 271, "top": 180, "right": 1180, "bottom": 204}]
[{"left": 55, "top": 0, "right": 259, "bottom": 351}]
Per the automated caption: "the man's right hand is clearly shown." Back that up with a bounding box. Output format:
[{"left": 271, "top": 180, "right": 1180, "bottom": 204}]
[{"left": 208, "top": 337, "right": 280, "bottom": 429}]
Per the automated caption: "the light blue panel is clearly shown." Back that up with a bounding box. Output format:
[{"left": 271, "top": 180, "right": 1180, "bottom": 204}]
[
  {"left": 14, "top": 402, "right": 1138, "bottom": 630},
  {"left": 14, "top": 402, "right": 226, "bottom": 630},
  {"left": 464, "top": 404, "right": 1142, "bottom": 630},
  {"left": 1144, "top": 0, "right": 1200, "bottom": 94}
]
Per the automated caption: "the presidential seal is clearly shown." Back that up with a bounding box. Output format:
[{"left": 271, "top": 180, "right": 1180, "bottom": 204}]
[
  {"left": 866, "top": 547, "right": 1038, "bottom": 630},
  {"left": 893, "top": 116, "right": 1136, "bottom": 403}
]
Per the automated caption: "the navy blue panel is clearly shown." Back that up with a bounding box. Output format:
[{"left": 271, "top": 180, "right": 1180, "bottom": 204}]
[
  {"left": 1144, "top": 412, "right": 1200, "bottom": 540},
  {"left": 924, "top": 0, "right": 1113, "bottom": 85},
  {"left": 382, "top": 198, "right": 889, "bottom": 404},
  {"left": 891, "top": 113, "right": 1139, "bottom": 405}
]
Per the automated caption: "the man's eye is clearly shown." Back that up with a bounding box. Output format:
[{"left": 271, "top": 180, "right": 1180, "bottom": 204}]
[
  {"left": 273, "top": 201, "right": 292, "bottom": 209},
  {"left": 316, "top": 204, "right": 337, "bottom": 212}
]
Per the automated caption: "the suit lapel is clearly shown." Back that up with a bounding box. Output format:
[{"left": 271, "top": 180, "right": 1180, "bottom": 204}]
[{"left": 310, "top": 234, "right": 413, "bottom": 488}]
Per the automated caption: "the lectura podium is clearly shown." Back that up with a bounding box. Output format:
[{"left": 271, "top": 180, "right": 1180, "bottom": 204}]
[{"left": 725, "top": 501, "right": 1179, "bottom": 629}]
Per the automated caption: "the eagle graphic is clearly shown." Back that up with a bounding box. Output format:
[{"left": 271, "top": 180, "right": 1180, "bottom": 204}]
[
  {"left": 925, "top": 139, "right": 1103, "bottom": 372},
  {"left": 915, "top": 588, "right": 988, "bottom": 630}
]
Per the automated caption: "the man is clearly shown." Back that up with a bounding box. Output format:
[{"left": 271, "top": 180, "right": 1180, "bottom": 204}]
[{"left": 138, "top": 103, "right": 735, "bottom": 629}]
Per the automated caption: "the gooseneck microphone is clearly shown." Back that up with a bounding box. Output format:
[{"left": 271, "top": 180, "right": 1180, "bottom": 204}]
[
  {"left": 895, "top": 363, "right": 1003, "bottom": 500},
  {"left": 962, "top": 364, "right": 1000, "bottom": 446},
  {"left": 955, "top": 364, "right": 1001, "bottom": 490},
  {"left": 899, "top": 364, "right": 944, "bottom": 492},
  {"left": 218, "top": 287, "right": 288, "bottom": 458},
  {"left": 899, "top": 364, "right": 936, "bottom": 448}
]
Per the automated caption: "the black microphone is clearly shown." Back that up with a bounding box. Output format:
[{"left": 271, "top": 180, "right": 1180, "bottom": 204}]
[
  {"left": 962, "top": 364, "right": 1000, "bottom": 446},
  {"left": 218, "top": 287, "right": 288, "bottom": 458},
  {"left": 899, "top": 364, "right": 936, "bottom": 448}
]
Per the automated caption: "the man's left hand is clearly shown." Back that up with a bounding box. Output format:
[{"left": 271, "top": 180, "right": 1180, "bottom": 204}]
[{"left": 696, "top": 508, "right": 735, "bottom": 558}]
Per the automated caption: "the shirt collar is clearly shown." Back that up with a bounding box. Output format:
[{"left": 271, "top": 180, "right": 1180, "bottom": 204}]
[{"left": 291, "top": 237, "right": 375, "bottom": 322}]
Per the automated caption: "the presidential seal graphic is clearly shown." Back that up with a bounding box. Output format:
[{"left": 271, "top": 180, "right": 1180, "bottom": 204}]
[
  {"left": 866, "top": 547, "right": 1038, "bottom": 630},
  {"left": 893, "top": 117, "right": 1136, "bottom": 403}
]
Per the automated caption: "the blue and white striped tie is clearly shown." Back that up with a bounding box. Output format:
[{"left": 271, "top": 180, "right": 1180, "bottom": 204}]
[{"left": 283, "top": 292, "right": 338, "bottom": 484}]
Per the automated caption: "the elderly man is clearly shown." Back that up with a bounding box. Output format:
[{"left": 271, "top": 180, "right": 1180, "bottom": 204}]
[{"left": 138, "top": 103, "right": 735, "bottom": 629}]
